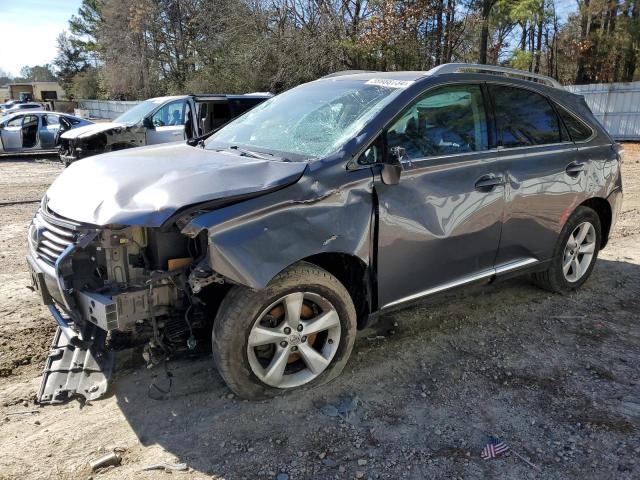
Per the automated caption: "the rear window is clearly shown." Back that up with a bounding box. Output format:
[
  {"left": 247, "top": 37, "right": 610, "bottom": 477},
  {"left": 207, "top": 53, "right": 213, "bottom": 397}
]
[
  {"left": 557, "top": 106, "right": 593, "bottom": 142},
  {"left": 490, "top": 85, "right": 562, "bottom": 148}
]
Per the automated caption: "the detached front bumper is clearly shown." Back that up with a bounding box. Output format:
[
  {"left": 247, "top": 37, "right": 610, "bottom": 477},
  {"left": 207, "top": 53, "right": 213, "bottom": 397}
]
[{"left": 27, "top": 218, "right": 114, "bottom": 404}]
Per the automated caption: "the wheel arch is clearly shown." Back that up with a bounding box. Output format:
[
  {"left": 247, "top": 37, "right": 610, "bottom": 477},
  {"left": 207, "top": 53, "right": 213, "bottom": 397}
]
[
  {"left": 578, "top": 197, "right": 612, "bottom": 248},
  {"left": 301, "top": 252, "right": 376, "bottom": 329}
]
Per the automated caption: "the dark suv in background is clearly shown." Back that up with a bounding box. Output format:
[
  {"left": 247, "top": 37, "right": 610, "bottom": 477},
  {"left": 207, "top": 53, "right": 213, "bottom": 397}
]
[{"left": 27, "top": 64, "right": 622, "bottom": 403}]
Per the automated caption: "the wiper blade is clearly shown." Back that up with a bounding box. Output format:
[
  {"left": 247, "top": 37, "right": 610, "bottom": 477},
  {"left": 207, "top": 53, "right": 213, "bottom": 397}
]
[{"left": 226, "top": 145, "right": 278, "bottom": 160}]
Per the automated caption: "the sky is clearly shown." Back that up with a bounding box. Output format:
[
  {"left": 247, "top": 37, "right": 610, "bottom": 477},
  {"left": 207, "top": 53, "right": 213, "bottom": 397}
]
[{"left": 0, "top": 0, "right": 82, "bottom": 77}]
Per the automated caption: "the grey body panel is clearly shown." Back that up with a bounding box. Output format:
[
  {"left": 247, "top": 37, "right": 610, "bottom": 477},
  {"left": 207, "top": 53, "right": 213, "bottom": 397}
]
[
  {"left": 374, "top": 150, "right": 504, "bottom": 308},
  {"left": 0, "top": 122, "right": 22, "bottom": 150},
  {"left": 146, "top": 125, "right": 186, "bottom": 144},
  {"left": 494, "top": 142, "right": 616, "bottom": 264},
  {"left": 45, "top": 142, "right": 307, "bottom": 227},
  {"left": 188, "top": 157, "right": 375, "bottom": 289}
]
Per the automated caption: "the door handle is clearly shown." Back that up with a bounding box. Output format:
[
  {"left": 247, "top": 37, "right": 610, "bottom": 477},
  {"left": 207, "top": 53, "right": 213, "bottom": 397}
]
[
  {"left": 565, "top": 161, "right": 585, "bottom": 176},
  {"left": 474, "top": 174, "right": 504, "bottom": 192}
]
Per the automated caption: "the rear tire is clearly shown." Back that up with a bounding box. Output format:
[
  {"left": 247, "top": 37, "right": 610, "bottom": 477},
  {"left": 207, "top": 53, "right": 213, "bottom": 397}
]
[
  {"left": 531, "top": 206, "right": 601, "bottom": 293},
  {"left": 212, "top": 261, "right": 357, "bottom": 399}
]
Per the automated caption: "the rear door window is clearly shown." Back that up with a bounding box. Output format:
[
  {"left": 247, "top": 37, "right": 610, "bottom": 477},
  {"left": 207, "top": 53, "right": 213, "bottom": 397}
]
[
  {"left": 557, "top": 107, "right": 593, "bottom": 142},
  {"left": 387, "top": 84, "right": 489, "bottom": 159},
  {"left": 44, "top": 114, "right": 60, "bottom": 126},
  {"left": 489, "top": 85, "right": 562, "bottom": 148}
]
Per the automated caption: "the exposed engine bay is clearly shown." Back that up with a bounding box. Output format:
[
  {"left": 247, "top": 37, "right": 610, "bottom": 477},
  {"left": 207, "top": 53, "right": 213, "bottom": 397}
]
[{"left": 33, "top": 215, "right": 230, "bottom": 404}]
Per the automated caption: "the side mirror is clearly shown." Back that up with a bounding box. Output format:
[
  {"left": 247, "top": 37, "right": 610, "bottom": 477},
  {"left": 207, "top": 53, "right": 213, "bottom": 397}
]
[
  {"left": 381, "top": 146, "right": 405, "bottom": 185},
  {"left": 142, "top": 117, "right": 154, "bottom": 129}
]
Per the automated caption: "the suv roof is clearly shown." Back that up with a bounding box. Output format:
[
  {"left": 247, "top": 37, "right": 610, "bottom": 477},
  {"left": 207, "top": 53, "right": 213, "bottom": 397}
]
[
  {"left": 323, "top": 63, "right": 562, "bottom": 89},
  {"left": 147, "top": 93, "right": 274, "bottom": 103}
]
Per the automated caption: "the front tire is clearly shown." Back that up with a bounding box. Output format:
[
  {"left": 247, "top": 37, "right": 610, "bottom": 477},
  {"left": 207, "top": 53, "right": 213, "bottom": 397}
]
[
  {"left": 532, "top": 206, "right": 601, "bottom": 293},
  {"left": 212, "top": 262, "right": 357, "bottom": 399}
]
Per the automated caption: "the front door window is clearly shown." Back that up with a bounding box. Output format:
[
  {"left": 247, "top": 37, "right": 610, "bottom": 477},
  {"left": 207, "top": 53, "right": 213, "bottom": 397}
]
[
  {"left": 387, "top": 85, "right": 488, "bottom": 160},
  {"left": 151, "top": 100, "right": 186, "bottom": 127}
]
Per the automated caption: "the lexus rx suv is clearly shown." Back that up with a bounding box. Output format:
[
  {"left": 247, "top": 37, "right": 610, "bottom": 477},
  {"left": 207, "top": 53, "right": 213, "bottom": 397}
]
[{"left": 27, "top": 64, "right": 622, "bottom": 403}]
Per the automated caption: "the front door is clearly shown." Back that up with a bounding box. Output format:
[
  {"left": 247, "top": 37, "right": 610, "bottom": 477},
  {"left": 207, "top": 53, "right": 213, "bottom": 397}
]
[
  {"left": 374, "top": 84, "right": 505, "bottom": 308},
  {"left": 146, "top": 99, "right": 187, "bottom": 145},
  {"left": 1, "top": 115, "right": 24, "bottom": 150}
]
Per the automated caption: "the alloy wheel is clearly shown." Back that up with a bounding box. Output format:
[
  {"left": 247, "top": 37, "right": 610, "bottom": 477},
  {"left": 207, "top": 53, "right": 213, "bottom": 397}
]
[
  {"left": 562, "top": 221, "right": 596, "bottom": 282},
  {"left": 246, "top": 292, "right": 341, "bottom": 388}
]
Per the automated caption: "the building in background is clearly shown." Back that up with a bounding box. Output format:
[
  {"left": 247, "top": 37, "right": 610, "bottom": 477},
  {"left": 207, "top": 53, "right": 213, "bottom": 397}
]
[{"left": 7, "top": 82, "right": 66, "bottom": 102}]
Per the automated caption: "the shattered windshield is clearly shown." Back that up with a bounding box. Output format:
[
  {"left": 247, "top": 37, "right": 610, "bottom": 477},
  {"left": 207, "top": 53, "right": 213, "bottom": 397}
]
[
  {"left": 205, "top": 80, "right": 405, "bottom": 159},
  {"left": 114, "top": 98, "right": 167, "bottom": 126}
]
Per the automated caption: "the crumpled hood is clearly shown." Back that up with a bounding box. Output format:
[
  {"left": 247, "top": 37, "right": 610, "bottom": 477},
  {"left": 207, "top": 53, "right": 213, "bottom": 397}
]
[
  {"left": 60, "top": 121, "right": 126, "bottom": 140},
  {"left": 46, "top": 143, "right": 307, "bottom": 227}
]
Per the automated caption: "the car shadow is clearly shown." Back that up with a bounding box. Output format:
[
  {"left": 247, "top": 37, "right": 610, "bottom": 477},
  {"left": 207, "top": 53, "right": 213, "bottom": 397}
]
[{"left": 111, "top": 257, "right": 640, "bottom": 477}]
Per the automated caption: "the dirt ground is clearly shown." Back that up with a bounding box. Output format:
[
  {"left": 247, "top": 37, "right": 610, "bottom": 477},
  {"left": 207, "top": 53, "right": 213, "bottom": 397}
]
[{"left": 0, "top": 148, "right": 638, "bottom": 480}]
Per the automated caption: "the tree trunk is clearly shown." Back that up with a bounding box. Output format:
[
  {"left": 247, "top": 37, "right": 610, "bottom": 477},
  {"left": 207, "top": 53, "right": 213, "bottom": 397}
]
[
  {"left": 575, "top": 0, "right": 592, "bottom": 83},
  {"left": 435, "top": 0, "right": 444, "bottom": 64},
  {"left": 479, "top": 0, "right": 494, "bottom": 64},
  {"left": 533, "top": 1, "right": 544, "bottom": 73}
]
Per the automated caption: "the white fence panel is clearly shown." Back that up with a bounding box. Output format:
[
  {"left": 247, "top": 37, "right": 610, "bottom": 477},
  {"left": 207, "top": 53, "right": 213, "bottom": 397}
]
[
  {"left": 566, "top": 82, "right": 640, "bottom": 140},
  {"left": 77, "top": 99, "right": 141, "bottom": 120}
]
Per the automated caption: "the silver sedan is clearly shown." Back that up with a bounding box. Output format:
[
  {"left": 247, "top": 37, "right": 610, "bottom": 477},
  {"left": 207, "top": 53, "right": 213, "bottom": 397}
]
[{"left": 0, "top": 111, "right": 93, "bottom": 153}]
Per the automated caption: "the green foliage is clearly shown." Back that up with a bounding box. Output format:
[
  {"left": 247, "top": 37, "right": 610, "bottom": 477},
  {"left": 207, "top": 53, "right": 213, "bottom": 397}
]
[
  {"left": 508, "top": 49, "right": 534, "bottom": 70},
  {"left": 70, "top": 67, "right": 102, "bottom": 99},
  {"left": 53, "top": 33, "right": 92, "bottom": 98},
  {"left": 17, "top": 65, "right": 57, "bottom": 82}
]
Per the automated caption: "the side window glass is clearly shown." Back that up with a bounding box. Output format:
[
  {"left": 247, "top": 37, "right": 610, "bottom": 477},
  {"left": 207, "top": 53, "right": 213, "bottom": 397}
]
[
  {"left": 490, "top": 85, "right": 561, "bottom": 147},
  {"left": 23, "top": 115, "right": 38, "bottom": 128},
  {"left": 557, "top": 106, "right": 593, "bottom": 142},
  {"left": 7, "top": 117, "right": 22, "bottom": 127},
  {"left": 358, "top": 135, "right": 384, "bottom": 165},
  {"left": 151, "top": 100, "right": 186, "bottom": 127},
  {"left": 387, "top": 85, "right": 488, "bottom": 159},
  {"left": 44, "top": 115, "right": 60, "bottom": 126}
]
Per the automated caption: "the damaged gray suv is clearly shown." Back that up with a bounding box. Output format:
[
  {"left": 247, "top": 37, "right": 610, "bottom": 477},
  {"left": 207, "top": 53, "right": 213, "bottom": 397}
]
[{"left": 27, "top": 64, "right": 623, "bottom": 403}]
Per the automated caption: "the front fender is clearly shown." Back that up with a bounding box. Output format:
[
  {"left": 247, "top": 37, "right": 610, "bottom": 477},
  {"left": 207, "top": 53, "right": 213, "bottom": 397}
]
[{"left": 187, "top": 161, "right": 375, "bottom": 289}]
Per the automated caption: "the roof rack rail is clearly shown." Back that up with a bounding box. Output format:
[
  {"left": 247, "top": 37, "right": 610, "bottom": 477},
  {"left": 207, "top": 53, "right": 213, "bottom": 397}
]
[
  {"left": 426, "top": 63, "right": 562, "bottom": 88},
  {"left": 321, "top": 70, "right": 376, "bottom": 79}
]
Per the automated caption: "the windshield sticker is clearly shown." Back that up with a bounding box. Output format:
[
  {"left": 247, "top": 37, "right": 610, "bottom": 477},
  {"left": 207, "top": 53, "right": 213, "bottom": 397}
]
[{"left": 365, "top": 78, "right": 414, "bottom": 89}]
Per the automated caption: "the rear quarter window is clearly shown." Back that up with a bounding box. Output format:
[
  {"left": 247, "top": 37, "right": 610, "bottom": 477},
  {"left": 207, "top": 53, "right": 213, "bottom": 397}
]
[
  {"left": 489, "top": 85, "right": 562, "bottom": 148},
  {"left": 557, "top": 106, "right": 593, "bottom": 142}
]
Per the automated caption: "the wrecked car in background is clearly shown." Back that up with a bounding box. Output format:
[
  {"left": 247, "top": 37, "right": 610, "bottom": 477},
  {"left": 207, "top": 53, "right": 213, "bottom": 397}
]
[
  {"left": 0, "top": 111, "right": 92, "bottom": 153},
  {"left": 27, "top": 64, "right": 622, "bottom": 403},
  {"left": 58, "top": 93, "right": 271, "bottom": 165}
]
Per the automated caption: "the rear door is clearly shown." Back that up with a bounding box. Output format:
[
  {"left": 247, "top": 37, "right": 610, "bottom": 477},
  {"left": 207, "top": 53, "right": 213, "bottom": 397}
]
[
  {"left": 39, "top": 114, "right": 61, "bottom": 148},
  {"left": 489, "top": 84, "right": 585, "bottom": 265},
  {"left": 374, "top": 83, "right": 505, "bottom": 308},
  {"left": 146, "top": 99, "right": 188, "bottom": 144}
]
